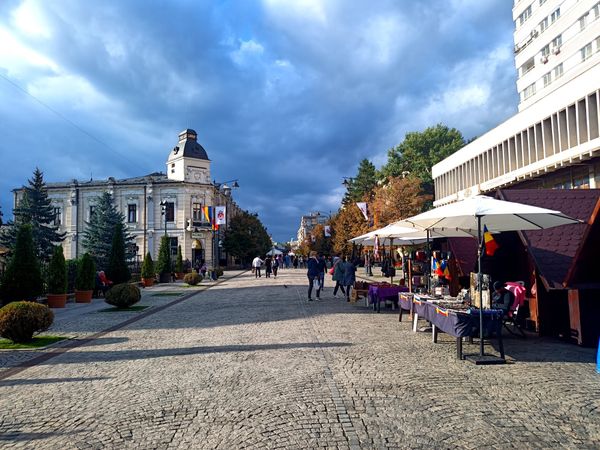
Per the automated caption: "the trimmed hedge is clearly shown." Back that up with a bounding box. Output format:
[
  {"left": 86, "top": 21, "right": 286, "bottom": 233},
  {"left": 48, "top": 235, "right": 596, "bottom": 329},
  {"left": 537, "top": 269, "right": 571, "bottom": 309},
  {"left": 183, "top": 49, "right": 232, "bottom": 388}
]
[
  {"left": 184, "top": 271, "right": 201, "bottom": 286},
  {"left": 141, "top": 252, "right": 155, "bottom": 279},
  {"left": 48, "top": 246, "right": 67, "bottom": 294},
  {"left": 105, "top": 283, "right": 141, "bottom": 308},
  {"left": 0, "top": 301, "right": 54, "bottom": 343},
  {"left": 76, "top": 253, "right": 96, "bottom": 291}
]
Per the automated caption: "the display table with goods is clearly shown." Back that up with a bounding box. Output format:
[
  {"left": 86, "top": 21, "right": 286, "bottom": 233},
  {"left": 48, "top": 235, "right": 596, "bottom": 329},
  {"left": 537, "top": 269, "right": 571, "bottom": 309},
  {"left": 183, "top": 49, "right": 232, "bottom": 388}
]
[
  {"left": 368, "top": 283, "right": 409, "bottom": 312},
  {"left": 399, "top": 293, "right": 505, "bottom": 360}
]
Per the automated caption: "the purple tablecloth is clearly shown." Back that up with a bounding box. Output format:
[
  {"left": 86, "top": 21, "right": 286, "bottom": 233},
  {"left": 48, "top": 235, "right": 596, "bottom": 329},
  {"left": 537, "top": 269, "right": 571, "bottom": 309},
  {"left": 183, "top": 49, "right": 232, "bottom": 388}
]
[
  {"left": 427, "top": 303, "right": 503, "bottom": 338},
  {"left": 368, "top": 285, "right": 409, "bottom": 304}
]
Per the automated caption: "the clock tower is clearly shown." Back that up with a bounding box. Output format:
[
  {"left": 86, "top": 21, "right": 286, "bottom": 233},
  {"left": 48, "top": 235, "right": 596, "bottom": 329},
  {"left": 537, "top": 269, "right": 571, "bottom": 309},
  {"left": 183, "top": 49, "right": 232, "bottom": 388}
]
[{"left": 166, "top": 129, "right": 211, "bottom": 183}]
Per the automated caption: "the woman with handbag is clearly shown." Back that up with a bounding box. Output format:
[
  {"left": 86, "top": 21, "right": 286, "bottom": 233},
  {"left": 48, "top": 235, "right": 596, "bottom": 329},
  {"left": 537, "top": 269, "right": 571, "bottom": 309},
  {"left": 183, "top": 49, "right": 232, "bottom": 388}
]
[{"left": 331, "top": 255, "right": 345, "bottom": 297}]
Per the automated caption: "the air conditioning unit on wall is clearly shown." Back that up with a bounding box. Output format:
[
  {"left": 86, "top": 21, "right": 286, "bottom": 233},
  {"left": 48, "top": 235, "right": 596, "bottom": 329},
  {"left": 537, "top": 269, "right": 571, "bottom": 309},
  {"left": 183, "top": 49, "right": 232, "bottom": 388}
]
[
  {"left": 553, "top": 46, "right": 561, "bottom": 55},
  {"left": 541, "top": 55, "right": 549, "bottom": 64}
]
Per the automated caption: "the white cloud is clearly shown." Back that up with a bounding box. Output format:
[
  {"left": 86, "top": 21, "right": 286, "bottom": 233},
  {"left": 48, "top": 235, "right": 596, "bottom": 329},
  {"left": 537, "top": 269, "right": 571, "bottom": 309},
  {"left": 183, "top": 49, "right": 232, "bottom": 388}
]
[
  {"left": 11, "top": 0, "right": 52, "bottom": 38},
  {"left": 262, "top": 0, "right": 327, "bottom": 25},
  {"left": 0, "top": 26, "right": 58, "bottom": 76},
  {"left": 230, "top": 39, "right": 265, "bottom": 66}
]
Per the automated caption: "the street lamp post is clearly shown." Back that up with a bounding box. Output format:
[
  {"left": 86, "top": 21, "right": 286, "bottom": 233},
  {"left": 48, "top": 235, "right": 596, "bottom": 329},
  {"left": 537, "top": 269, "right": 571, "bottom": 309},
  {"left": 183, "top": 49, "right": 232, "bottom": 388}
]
[
  {"left": 159, "top": 200, "right": 168, "bottom": 236},
  {"left": 211, "top": 179, "right": 239, "bottom": 278}
]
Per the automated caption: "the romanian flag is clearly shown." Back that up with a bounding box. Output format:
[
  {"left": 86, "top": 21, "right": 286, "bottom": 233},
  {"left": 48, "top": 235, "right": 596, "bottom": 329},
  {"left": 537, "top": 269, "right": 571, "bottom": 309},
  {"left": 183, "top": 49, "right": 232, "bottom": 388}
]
[
  {"left": 202, "top": 206, "right": 219, "bottom": 230},
  {"left": 483, "top": 225, "right": 499, "bottom": 256},
  {"left": 443, "top": 262, "right": 452, "bottom": 280}
]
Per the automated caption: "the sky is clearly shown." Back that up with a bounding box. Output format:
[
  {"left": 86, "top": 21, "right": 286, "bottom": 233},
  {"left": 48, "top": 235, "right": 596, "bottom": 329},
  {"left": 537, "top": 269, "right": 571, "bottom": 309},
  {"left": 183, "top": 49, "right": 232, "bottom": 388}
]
[{"left": 0, "top": 0, "right": 519, "bottom": 242}]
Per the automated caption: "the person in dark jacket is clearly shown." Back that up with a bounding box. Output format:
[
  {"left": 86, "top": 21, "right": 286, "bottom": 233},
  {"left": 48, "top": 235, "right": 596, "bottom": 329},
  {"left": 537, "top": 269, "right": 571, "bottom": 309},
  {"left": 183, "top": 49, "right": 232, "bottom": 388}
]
[
  {"left": 332, "top": 255, "right": 345, "bottom": 297},
  {"left": 317, "top": 254, "right": 327, "bottom": 293},
  {"left": 340, "top": 257, "right": 356, "bottom": 302},
  {"left": 306, "top": 251, "right": 321, "bottom": 301},
  {"left": 265, "top": 256, "right": 273, "bottom": 278}
]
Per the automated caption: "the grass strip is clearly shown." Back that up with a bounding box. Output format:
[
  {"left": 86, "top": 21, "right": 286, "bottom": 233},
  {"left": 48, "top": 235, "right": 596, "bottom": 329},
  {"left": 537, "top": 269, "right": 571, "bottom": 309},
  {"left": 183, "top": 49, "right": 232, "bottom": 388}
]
[
  {"left": 0, "top": 336, "right": 67, "bottom": 350},
  {"left": 151, "top": 292, "right": 184, "bottom": 297}
]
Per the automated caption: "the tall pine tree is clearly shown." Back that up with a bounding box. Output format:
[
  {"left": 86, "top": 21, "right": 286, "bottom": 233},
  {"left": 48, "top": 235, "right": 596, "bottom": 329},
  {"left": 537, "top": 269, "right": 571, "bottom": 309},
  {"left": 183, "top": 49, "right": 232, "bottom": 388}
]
[
  {"left": 0, "top": 168, "right": 65, "bottom": 262},
  {"left": 342, "top": 159, "right": 378, "bottom": 205},
  {"left": 81, "top": 192, "right": 133, "bottom": 271}
]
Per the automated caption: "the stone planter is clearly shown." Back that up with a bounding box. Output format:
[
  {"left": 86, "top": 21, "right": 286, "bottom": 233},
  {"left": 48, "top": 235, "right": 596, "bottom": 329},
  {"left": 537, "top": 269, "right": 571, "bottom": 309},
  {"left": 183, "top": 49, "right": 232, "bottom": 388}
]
[
  {"left": 142, "top": 277, "right": 155, "bottom": 287},
  {"left": 159, "top": 272, "right": 171, "bottom": 283},
  {"left": 75, "top": 289, "right": 93, "bottom": 303},
  {"left": 47, "top": 293, "right": 67, "bottom": 308}
]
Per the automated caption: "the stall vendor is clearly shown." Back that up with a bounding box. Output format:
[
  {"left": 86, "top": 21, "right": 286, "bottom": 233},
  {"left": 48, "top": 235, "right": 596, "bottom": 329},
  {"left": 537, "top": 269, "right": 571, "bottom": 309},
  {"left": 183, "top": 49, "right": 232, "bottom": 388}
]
[{"left": 492, "top": 281, "right": 514, "bottom": 314}]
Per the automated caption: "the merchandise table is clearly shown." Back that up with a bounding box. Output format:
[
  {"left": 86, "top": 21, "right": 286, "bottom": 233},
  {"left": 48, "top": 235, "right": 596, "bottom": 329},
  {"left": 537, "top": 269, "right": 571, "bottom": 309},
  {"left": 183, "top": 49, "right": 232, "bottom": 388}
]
[
  {"left": 410, "top": 299, "right": 504, "bottom": 359},
  {"left": 368, "top": 285, "right": 409, "bottom": 312},
  {"left": 398, "top": 293, "right": 414, "bottom": 322}
]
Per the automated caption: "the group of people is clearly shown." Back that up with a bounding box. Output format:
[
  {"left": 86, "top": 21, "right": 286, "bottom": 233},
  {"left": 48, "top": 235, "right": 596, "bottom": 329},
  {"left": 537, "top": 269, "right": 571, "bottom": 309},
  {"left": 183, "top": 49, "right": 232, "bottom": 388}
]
[
  {"left": 251, "top": 255, "right": 281, "bottom": 278},
  {"left": 307, "top": 251, "right": 357, "bottom": 302}
]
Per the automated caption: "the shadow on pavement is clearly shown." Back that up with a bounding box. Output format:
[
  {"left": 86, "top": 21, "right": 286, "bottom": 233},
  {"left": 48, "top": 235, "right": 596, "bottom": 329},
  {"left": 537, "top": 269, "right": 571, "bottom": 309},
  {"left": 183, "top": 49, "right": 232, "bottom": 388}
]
[
  {"left": 3, "top": 342, "right": 353, "bottom": 367},
  {"left": 0, "top": 376, "right": 111, "bottom": 387}
]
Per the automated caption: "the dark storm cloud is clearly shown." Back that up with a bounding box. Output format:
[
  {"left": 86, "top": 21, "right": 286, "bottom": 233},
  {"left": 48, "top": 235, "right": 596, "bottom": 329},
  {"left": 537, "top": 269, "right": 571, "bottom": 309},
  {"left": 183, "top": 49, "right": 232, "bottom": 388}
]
[{"left": 0, "top": 0, "right": 518, "bottom": 241}]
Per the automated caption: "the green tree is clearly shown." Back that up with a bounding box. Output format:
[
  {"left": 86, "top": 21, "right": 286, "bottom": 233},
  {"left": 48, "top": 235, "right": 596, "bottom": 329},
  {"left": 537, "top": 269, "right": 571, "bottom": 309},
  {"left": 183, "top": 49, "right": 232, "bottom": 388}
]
[
  {"left": 107, "top": 222, "right": 130, "bottom": 284},
  {"left": 81, "top": 192, "right": 133, "bottom": 270},
  {"left": 0, "top": 224, "right": 43, "bottom": 304},
  {"left": 329, "top": 205, "right": 370, "bottom": 257},
  {"left": 141, "top": 252, "right": 155, "bottom": 279},
  {"left": 0, "top": 168, "right": 65, "bottom": 262},
  {"left": 76, "top": 253, "right": 96, "bottom": 291},
  {"left": 156, "top": 235, "right": 172, "bottom": 276},
  {"left": 222, "top": 211, "right": 271, "bottom": 265},
  {"left": 381, "top": 124, "right": 465, "bottom": 196},
  {"left": 342, "top": 159, "right": 378, "bottom": 205},
  {"left": 175, "top": 245, "right": 183, "bottom": 273},
  {"left": 47, "top": 246, "right": 67, "bottom": 295}
]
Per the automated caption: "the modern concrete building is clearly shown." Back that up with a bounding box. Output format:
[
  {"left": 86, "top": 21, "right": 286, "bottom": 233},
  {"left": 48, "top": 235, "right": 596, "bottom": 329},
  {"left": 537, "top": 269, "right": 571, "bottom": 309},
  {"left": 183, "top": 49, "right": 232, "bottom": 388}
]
[
  {"left": 296, "top": 212, "right": 329, "bottom": 244},
  {"left": 432, "top": 0, "right": 600, "bottom": 205},
  {"left": 12, "top": 129, "right": 241, "bottom": 267}
]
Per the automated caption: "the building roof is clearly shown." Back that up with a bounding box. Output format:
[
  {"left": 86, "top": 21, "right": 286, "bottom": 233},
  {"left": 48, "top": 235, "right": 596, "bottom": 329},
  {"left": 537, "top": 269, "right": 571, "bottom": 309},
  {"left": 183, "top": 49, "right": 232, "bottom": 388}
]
[
  {"left": 14, "top": 172, "right": 183, "bottom": 191},
  {"left": 168, "top": 129, "right": 210, "bottom": 161},
  {"left": 497, "top": 189, "right": 600, "bottom": 289}
]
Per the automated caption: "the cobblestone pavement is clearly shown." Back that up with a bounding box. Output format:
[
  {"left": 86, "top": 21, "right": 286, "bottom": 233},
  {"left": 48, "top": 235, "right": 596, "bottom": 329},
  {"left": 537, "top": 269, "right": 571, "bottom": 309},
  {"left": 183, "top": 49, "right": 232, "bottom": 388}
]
[{"left": 0, "top": 270, "right": 598, "bottom": 449}]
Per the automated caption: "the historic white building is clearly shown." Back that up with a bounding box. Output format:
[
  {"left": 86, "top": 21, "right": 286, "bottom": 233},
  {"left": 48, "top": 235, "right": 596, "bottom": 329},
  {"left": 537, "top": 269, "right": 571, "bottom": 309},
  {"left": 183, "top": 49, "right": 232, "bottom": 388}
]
[
  {"left": 432, "top": 0, "right": 600, "bottom": 205},
  {"left": 13, "top": 129, "right": 240, "bottom": 267}
]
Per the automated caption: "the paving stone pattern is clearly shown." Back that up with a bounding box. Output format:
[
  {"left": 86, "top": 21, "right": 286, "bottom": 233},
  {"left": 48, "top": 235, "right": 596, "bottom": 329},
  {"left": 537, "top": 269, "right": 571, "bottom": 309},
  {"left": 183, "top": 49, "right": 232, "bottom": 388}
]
[{"left": 0, "top": 270, "right": 598, "bottom": 449}]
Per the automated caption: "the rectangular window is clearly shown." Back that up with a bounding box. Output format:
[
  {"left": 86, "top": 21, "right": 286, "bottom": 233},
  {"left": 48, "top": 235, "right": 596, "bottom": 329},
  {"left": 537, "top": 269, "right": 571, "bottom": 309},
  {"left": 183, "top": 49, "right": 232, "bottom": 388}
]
[
  {"left": 539, "top": 0, "right": 547, "bottom": 5},
  {"left": 521, "top": 57, "right": 535, "bottom": 76},
  {"left": 596, "top": 36, "right": 600, "bottom": 52},
  {"left": 522, "top": 82, "right": 536, "bottom": 100},
  {"left": 543, "top": 71, "right": 552, "bottom": 87},
  {"left": 89, "top": 205, "right": 96, "bottom": 220},
  {"left": 554, "top": 63, "right": 563, "bottom": 79},
  {"left": 169, "top": 237, "right": 178, "bottom": 257},
  {"left": 594, "top": 3, "right": 600, "bottom": 19},
  {"left": 127, "top": 204, "right": 137, "bottom": 223},
  {"left": 540, "top": 17, "right": 549, "bottom": 32},
  {"left": 581, "top": 43, "right": 593, "bottom": 61},
  {"left": 519, "top": 6, "right": 532, "bottom": 25},
  {"left": 53, "top": 207, "right": 61, "bottom": 226},
  {"left": 192, "top": 202, "right": 202, "bottom": 222},
  {"left": 164, "top": 201, "right": 175, "bottom": 222},
  {"left": 580, "top": 13, "right": 589, "bottom": 30},
  {"left": 552, "top": 34, "right": 562, "bottom": 48},
  {"left": 551, "top": 8, "right": 560, "bottom": 23},
  {"left": 541, "top": 44, "right": 550, "bottom": 57}
]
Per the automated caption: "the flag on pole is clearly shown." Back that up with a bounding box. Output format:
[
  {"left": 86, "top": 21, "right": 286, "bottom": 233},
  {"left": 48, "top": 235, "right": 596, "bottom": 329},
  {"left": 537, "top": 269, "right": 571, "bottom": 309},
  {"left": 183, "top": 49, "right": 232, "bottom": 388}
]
[
  {"left": 215, "top": 206, "right": 226, "bottom": 225},
  {"left": 483, "top": 225, "right": 499, "bottom": 256},
  {"left": 356, "top": 202, "right": 369, "bottom": 221},
  {"left": 202, "top": 206, "right": 219, "bottom": 230},
  {"left": 324, "top": 226, "right": 331, "bottom": 237}
]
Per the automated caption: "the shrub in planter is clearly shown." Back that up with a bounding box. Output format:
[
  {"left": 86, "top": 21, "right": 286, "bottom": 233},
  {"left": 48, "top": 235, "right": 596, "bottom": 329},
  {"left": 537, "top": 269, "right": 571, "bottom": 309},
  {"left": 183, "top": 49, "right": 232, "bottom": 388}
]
[
  {"left": 105, "top": 283, "right": 141, "bottom": 308},
  {"left": 0, "top": 301, "right": 54, "bottom": 343},
  {"left": 141, "top": 252, "right": 155, "bottom": 286},
  {"left": 156, "top": 235, "right": 172, "bottom": 283},
  {"left": 47, "top": 246, "right": 68, "bottom": 308},
  {"left": 75, "top": 253, "right": 96, "bottom": 303},
  {"left": 175, "top": 245, "right": 183, "bottom": 277},
  {"left": 184, "top": 271, "right": 201, "bottom": 286}
]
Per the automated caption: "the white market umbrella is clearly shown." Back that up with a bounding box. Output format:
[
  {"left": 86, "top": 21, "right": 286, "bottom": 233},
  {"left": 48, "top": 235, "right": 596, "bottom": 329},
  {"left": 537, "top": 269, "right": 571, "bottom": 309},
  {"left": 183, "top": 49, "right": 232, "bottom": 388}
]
[
  {"left": 266, "top": 248, "right": 283, "bottom": 256},
  {"left": 399, "top": 195, "right": 580, "bottom": 362}
]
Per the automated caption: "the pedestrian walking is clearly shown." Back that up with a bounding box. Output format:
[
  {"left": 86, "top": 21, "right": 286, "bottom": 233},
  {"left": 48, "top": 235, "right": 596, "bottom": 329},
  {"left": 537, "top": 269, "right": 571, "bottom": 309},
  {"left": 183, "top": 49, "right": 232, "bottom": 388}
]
[
  {"left": 252, "top": 256, "right": 264, "bottom": 278},
  {"left": 272, "top": 257, "right": 279, "bottom": 278},
  {"left": 293, "top": 256, "right": 298, "bottom": 269},
  {"left": 265, "top": 256, "right": 273, "bottom": 278},
  {"left": 317, "top": 254, "right": 327, "bottom": 293},
  {"left": 331, "top": 255, "right": 345, "bottom": 297},
  {"left": 306, "top": 251, "right": 321, "bottom": 301},
  {"left": 200, "top": 261, "right": 207, "bottom": 279},
  {"left": 340, "top": 256, "right": 356, "bottom": 302}
]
